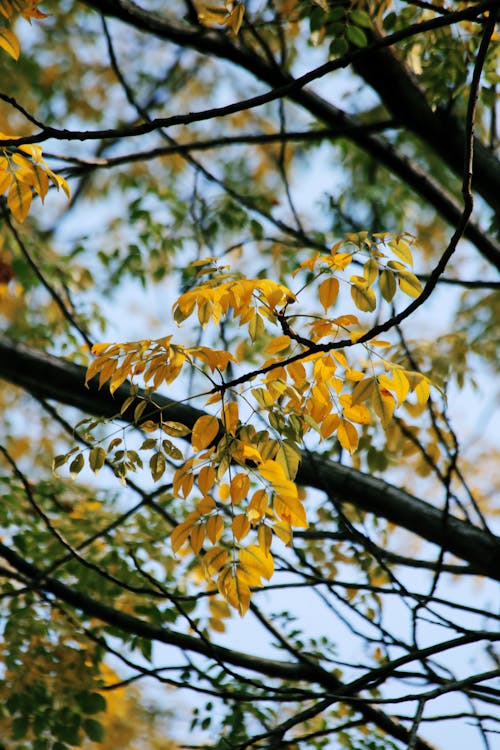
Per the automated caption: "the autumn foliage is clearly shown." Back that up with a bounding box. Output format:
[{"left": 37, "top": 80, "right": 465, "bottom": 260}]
[{"left": 0, "top": 1, "right": 499, "bottom": 749}]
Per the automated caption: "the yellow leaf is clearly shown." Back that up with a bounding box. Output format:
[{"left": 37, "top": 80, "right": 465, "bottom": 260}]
[
  {"left": 318, "top": 276, "right": 339, "bottom": 311},
  {"left": 252, "top": 387, "right": 275, "bottom": 408},
  {"left": 259, "top": 459, "right": 298, "bottom": 501},
  {"left": 203, "top": 545, "right": 228, "bottom": 577},
  {"left": 197, "top": 495, "right": 216, "bottom": 514},
  {"left": 274, "top": 494, "right": 308, "bottom": 528},
  {"left": 332, "top": 314, "right": 359, "bottom": 326},
  {"left": 206, "top": 515, "right": 224, "bottom": 543},
  {"left": 190, "top": 345, "right": 235, "bottom": 371},
  {"left": 0, "top": 170, "right": 13, "bottom": 193},
  {"left": 8, "top": 178, "right": 32, "bottom": 222},
  {"left": 181, "top": 472, "right": 194, "bottom": 498},
  {"left": 343, "top": 401, "right": 371, "bottom": 424},
  {"left": 0, "top": 28, "right": 20, "bottom": 60},
  {"left": 205, "top": 391, "right": 222, "bottom": 405},
  {"left": 222, "top": 400, "right": 239, "bottom": 434},
  {"left": 258, "top": 524, "right": 272, "bottom": 555},
  {"left": 370, "top": 339, "right": 391, "bottom": 348},
  {"left": 227, "top": 2, "right": 245, "bottom": 35},
  {"left": 198, "top": 6, "right": 228, "bottom": 24},
  {"left": 415, "top": 377, "right": 430, "bottom": 404},
  {"left": 47, "top": 169, "right": 71, "bottom": 199},
  {"left": 173, "top": 460, "right": 194, "bottom": 496},
  {"left": 91, "top": 342, "right": 114, "bottom": 356},
  {"left": 265, "top": 335, "right": 291, "bottom": 354},
  {"left": 273, "top": 520, "right": 293, "bottom": 546},
  {"left": 171, "top": 512, "right": 200, "bottom": 553},
  {"left": 350, "top": 278, "right": 377, "bottom": 312},
  {"left": 363, "top": 258, "right": 378, "bottom": 285},
  {"left": 345, "top": 368, "right": 365, "bottom": 382},
  {"left": 248, "top": 489, "right": 268, "bottom": 524},
  {"left": 109, "top": 367, "right": 129, "bottom": 395},
  {"left": 233, "top": 441, "right": 262, "bottom": 466},
  {"left": 162, "top": 421, "right": 191, "bottom": 438},
  {"left": 389, "top": 368, "right": 410, "bottom": 404},
  {"left": 398, "top": 271, "right": 423, "bottom": 298},
  {"left": 389, "top": 239, "right": 413, "bottom": 265},
  {"left": 191, "top": 414, "right": 219, "bottom": 451},
  {"left": 248, "top": 312, "right": 265, "bottom": 342},
  {"left": 239, "top": 544, "right": 274, "bottom": 580},
  {"left": 218, "top": 567, "right": 250, "bottom": 616},
  {"left": 373, "top": 384, "right": 396, "bottom": 427},
  {"left": 337, "top": 419, "right": 359, "bottom": 454},
  {"left": 232, "top": 514, "right": 250, "bottom": 541},
  {"left": 230, "top": 472, "right": 250, "bottom": 504},
  {"left": 98, "top": 358, "right": 118, "bottom": 389},
  {"left": 320, "top": 412, "right": 340, "bottom": 438},
  {"left": 198, "top": 465, "right": 216, "bottom": 495},
  {"left": 190, "top": 523, "right": 206, "bottom": 553},
  {"left": 379, "top": 269, "right": 396, "bottom": 302},
  {"left": 351, "top": 377, "right": 375, "bottom": 404},
  {"left": 329, "top": 252, "right": 352, "bottom": 270},
  {"left": 275, "top": 441, "right": 300, "bottom": 480},
  {"left": 331, "top": 351, "right": 348, "bottom": 368}
]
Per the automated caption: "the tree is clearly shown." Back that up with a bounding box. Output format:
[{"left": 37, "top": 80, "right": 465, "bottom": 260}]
[{"left": 0, "top": 1, "right": 499, "bottom": 748}]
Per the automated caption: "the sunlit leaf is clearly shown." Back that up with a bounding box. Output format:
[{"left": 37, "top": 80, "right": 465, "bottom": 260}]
[
  {"left": 232, "top": 513, "right": 250, "bottom": 541},
  {"left": 350, "top": 278, "right": 377, "bottom": 312},
  {"left": 318, "top": 276, "right": 339, "bottom": 311},
  {"left": 230, "top": 473, "right": 250, "bottom": 504},
  {"left": 373, "top": 384, "right": 396, "bottom": 427},
  {"left": 191, "top": 415, "right": 219, "bottom": 450},
  {"left": 398, "top": 271, "right": 423, "bottom": 298},
  {"left": 0, "top": 28, "right": 20, "bottom": 59},
  {"left": 274, "top": 494, "right": 308, "bottom": 528},
  {"left": 265, "top": 335, "right": 291, "bottom": 354},
  {"left": 337, "top": 419, "right": 359, "bottom": 453}
]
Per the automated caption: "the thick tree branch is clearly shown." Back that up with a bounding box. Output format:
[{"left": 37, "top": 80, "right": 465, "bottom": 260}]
[
  {"left": 352, "top": 20, "right": 500, "bottom": 215},
  {"left": 0, "top": 334, "right": 498, "bottom": 581}
]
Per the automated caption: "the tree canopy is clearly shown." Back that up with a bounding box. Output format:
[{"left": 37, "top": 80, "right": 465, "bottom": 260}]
[{"left": 0, "top": 1, "right": 499, "bottom": 749}]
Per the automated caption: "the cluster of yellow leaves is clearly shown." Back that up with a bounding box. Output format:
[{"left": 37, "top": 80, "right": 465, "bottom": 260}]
[
  {"left": 295, "top": 231, "right": 423, "bottom": 313},
  {"left": 0, "top": 2, "right": 70, "bottom": 222},
  {"left": 75, "top": 236, "right": 432, "bottom": 614},
  {"left": 0, "top": 137, "right": 70, "bottom": 221},
  {"left": 198, "top": 1, "right": 245, "bottom": 35},
  {"left": 173, "top": 269, "right": 295, "bottom": 328},
  {"left": 253, "top": 350, "right": 431, "bottom": 455},
  {"left": 169, "top": 404, "right": 305, "bottom": 615},
  {"left": 0, "top": 0, "right": 47, "bottom": 60},
  {"left": 85, "top": 336, "right": 236, "bottom": 396}
]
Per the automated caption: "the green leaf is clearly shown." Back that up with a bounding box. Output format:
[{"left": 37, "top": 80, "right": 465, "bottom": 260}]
[
  {"left": 83, "top": 718, "right": 105, "bottom": 742},
  {"left": 76, "top": 691, "right": 107, "bottom": 715},
  {"left": 350, "top": 9, "right": 372, "bottom": 28},
  {"left": 150, "top": 451, "right": 166, "bottom": 481},
  {"left": 162, "top": 438, "right": 183, "bottom": 460},
  {"left": 380, "top": 269, "right": 397, "bottom": 302},
  {"left": 69, "top": 453, "right": 84, "bottom": 478},
  {"left": 346, "top": 24, "right": 368, "bottom": 48},
  {"left": 89, "top": 446, "right": 106, "bottom": 474}
]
